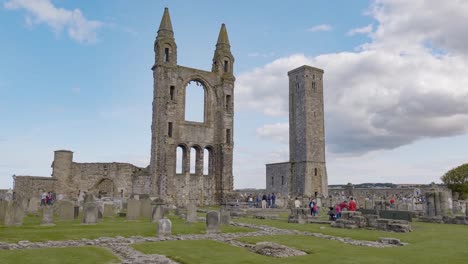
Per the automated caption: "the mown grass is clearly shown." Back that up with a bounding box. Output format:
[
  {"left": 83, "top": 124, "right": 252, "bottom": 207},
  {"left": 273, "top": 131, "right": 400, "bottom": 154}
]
[
  {"left": 0, "top": 246, "right": 119, "bottom": 264},
  {"left": 0, "top": 214, "right": 253, "bottom": 243},
  {"left": 133, "top": 219, "right": 468, "bottom": 264}
]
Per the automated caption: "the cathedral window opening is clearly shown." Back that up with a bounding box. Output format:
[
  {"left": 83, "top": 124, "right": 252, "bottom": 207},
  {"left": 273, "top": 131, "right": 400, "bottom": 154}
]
[
  {"left": 226, "top": 129, "right": 231, "bottom": 144},
  {"left": 225, "top": 95, "right": 231, "bottom": 112},
  {"left": 314, "top": 168, "right": 318, "bottom": 176},
  {"left": 224, "top": 60, "right": 229, "bottom": 72},
  {"left": 176, "top": 146, "right": 186, "bottom": 174},
  {"left": 190, "top": 148, "right": 197, "bottom": 174},
  {"left": 170, "top": 86, "right": 175, "bottom": 101},
  {"left": 164, "top": 48, "right": 169, "bottom": 62},
  {"left": 184, "top": 80, "right": 205, "bottom": 122},
  {"left": 168, "top": 122, "right": 173, "bottom": 137},
  {"left": 203, "top": 148, "right": 210, "bottom": 175}
]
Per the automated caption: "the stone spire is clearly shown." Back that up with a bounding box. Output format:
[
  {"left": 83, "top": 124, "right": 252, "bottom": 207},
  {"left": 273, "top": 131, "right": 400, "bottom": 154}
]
[
  {"left": 158, "top": 7, "right": 173, "bottom": 36},
  {"left": 216, "top": 23, "right": 230, "bottom": 48}
]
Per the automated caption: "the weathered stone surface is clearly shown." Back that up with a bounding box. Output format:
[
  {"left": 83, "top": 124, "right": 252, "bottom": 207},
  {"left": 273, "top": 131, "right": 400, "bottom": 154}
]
[
  {"left": 151, "top": 204, "right": 165, "bottom": 223},
  {"left": 186, "top": 203, "right": 198, "bottom": 223},
  {"left": 206, "top": 211, "right": 220, "bottom": 234},
  {"left": 57, "top": 200, "right": 74, "bottom": 221},
  {"left": 82, "top": 202, "right": 98, "bottom": 224},
  {"left": 288, "top": 208, "right": 307, "bottom": 224},
  {"left": 2, "top": 200, "right": 25, "bottom": 226},
  {"left": 127, "top": 199, "right": 141, "bottom": 220},
  {"left": 220, "top": 209, "right": 231, "bottom": 225},
  {"left": 253, "top": 242, "right": 307, "bottom": 258},
  {"left": 41, "top": 206, "right": 55, "bottom": 226},
  {"left": 103, "top": 203, "right": 115, "bottom": 217},
  {"left": 140, "top": 199, "right": 152, "bottom": 219},
  {"left": 378, "top": 237, "right": 405, "bottom": 246},
  {"left": 157, "top": 218, "right": 172, "bottom": 237},
  {"left": 26, "top": 197, "right": 41, "bottom": 213}
]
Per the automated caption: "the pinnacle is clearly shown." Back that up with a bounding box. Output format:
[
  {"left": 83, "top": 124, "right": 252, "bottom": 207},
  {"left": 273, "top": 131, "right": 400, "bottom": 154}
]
[
  {"left": 216, "top": 23, "right": 230, "bottom": 46},
  {"left": 158, "top": 7, "right": 173, "bottom": 34}
]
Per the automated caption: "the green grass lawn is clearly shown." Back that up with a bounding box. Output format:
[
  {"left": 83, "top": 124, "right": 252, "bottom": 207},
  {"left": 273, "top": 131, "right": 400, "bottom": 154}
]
[
  {"left": 0, "top": 214, "right": 253, "bottom": 243},
  {"left": 0, "top": 246, "right": 119, "bottom": 264},
  {"left": 133, "top": 219, "right": 468, "bottom": 264}
]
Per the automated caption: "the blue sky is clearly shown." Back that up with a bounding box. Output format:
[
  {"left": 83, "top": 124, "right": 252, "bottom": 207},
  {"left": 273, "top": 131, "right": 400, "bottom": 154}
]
[{"left": 1, "top": 0, "right": 468, "bottom": 189}]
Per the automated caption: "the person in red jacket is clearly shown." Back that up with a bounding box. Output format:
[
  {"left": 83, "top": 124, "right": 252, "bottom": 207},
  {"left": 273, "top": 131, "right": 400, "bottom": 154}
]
[{"left": 348, "top": 197, "right": 357, "bottom": 211}]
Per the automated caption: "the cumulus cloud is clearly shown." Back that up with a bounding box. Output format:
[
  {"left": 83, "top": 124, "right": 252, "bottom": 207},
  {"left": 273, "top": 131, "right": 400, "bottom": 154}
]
[
  {"left": 307, "top": 24, "right": 333, "bottom": 32},
  {"left": 347, "top": 24, "right": 373, "bottom": 36},
  {"left": 4, "top": 0, "right": 103, "bottom": 43},
  {"left": 240, "top": 0, "right": 468, "bottom": 154},
  {"left": 256, "top": 123, "right": 289, "bottom": 144}
]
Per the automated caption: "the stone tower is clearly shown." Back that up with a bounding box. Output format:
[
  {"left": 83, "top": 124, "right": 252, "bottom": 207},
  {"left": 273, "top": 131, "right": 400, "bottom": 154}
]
[
  {"left": 150, "top": 8, "right": 235, "bottom": 206},
  {"left": 288, "top": 66, "right": 328, "bottom": 197}
]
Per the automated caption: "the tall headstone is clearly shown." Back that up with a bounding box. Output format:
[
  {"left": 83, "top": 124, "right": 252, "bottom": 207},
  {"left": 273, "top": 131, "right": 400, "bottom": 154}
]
[
  {"left": 127, "top": 199, "right": 141, "bottom": 220},
  {"left": 206, "top": 211, "right": 220, "bottom": 234},
  {"left": 152, "top": 205, "right": 165, "bottom": 223},
  {"left": 82, "top": 202, "right": 98, "bottom": 224},
  {"left": 186, "top": 203, "right": 198, "bottom": 223},
  {"left": 220, "top": 208, "right": 231, "bottom": 225},
  {"left": 26, "top": 197, "right": 41, "bottom": 213},
  {"left": 3, "top": 200, "right": 25, "bottom": 226},
  {"left": 439, "top": 191, "right": 450, "bottom": 216},
  {"left": 103, "top": 204, "right": 115, "bottom": 217},
  {"left": 140, "top": 199, "right": 152, "bottom": 219},
  {"left": 434, "top": 192, "right": 441, "bottom": 216},
  {"left": 57, "top": 200, "right": 75, "bottom": 221},
  {"left": 157, "top": 218, "right": 172, "bottom": 237},
  {"left": 425, "top": 192, "right": 435, "bottom": 217},
  {"left": 41, "top": 206, "right": 55, "bottom": 226}
]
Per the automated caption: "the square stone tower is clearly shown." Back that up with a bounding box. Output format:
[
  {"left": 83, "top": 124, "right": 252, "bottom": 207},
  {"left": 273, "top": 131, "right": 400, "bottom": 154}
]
[
  {"left": 266, "top": 65, "right": 328, "bottom": 198},
  {"left": 288, "top": 66, "right": 328, "bottom": 197},
  {"left": 150, "top": 8, "right": 235, "bottom": 206}
]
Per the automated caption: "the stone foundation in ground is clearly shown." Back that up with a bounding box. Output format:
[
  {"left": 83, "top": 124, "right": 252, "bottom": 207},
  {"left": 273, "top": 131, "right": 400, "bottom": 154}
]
[
  {"left": 419, "top": 215, "right": 468, "bottom": 225},
  {"left": 331, "top": 211, "right": 412, "bottom": 232}
]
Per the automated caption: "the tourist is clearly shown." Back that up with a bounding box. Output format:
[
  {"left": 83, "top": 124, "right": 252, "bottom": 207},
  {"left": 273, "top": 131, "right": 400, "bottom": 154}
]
[
  {"left": 390, "top": 197, "right": 395, "bottom": 209},
  {"left": 294, "top": 197, "right": 301, "bottom": 208},
  {"left": 335, "top": 204, "right": 342, "bottom": 219},
  {"left": 271, "top": 193, "right": 276, "bottom": 208},
  {"left": 267, "top": 193, "right": 271, "bottom": 208},
  {"left": 339, "top": 200, "right": 348, "bottom": 211},
  {"left": 248, "top": 194, "right": 253, "bottom": 208},
  {"left": 255, "top": 195, "right": 260, "bottom": 208},
  {"left": 313, "top": 200, "right": 319, "bottom": 216},
  {"left": 328, "top": 207, "right": 336, "bottom": 221},
  {"left": 309, "top": 198, "right": 315, "bottom": 215},
  {"left": 261, "top": 193, "right": 267, "bottom": 209},
  {"left": 349, "top": 197, "right": 357, "bottom": 211},
  {"left": 41, "top": 191, "right": 47, "bottom": 206}
]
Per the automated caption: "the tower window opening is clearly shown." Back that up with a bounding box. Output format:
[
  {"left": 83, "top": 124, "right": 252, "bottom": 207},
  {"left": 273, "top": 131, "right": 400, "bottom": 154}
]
[
  {"left": 225, "top": 95, "right": 231, "bottom": 112},
  {"left": 272, "top": 176, "right": 274, "bottom": 186},
  {"left": 314, "top": 168, "right": 318, "bottom": 176},
  {"left": 226, "top": 129, "right": 231, "bottom": 144},
  {"left": 224, "top": 60, "right": 229, "bottom": 72},
  {"left": 312, "top": 82, "right": 316, "bottom": 92},
  {"left": 281, "top": 176, "right": 284, "bottom": 185},
  {"left": 164, "top": 48, "right": 169, "bottom": 62},
  {"left": 170, "top": 86, "right": 175, "bottom": 101},
  {"left": 168, "top": 122, "right": 173, "bottom": 137}
]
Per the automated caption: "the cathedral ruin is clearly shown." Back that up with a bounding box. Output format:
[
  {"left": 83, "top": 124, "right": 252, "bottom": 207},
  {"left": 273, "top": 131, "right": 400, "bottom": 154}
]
[{"left": 11, "top": 8, "right": 234, "bottom": 206}]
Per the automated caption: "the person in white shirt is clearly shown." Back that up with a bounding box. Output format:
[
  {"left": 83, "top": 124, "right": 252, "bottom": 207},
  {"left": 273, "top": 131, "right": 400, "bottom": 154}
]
[{"left": 294, "top": 197, "right": 301, "bottom": 208}]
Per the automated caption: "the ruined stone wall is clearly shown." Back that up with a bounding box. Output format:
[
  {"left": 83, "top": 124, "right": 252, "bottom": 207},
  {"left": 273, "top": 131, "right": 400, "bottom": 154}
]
[
  {"left": 150, "top": 9, "right": 235, "bottom": 206},
  {"left": 266, "top": 162, "right": 290, "bottom": 197},
  {"left": 12, "top": 176, "right": 57, "bottom": 200}
]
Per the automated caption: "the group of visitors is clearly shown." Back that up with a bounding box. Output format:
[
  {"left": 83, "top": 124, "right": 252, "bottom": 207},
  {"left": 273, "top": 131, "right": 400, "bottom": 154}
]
[
  {"left": 247, "top": 193, "right": 276, "bottom": 208},
  {"left": 327, "top": 197, "right": 357, "bottom": 221},
  {"left": 40, "top": 191, "right": 55, "bottom": 206},
  {"left": 294, "top": 197, "right": 320, "bottom": 216}
]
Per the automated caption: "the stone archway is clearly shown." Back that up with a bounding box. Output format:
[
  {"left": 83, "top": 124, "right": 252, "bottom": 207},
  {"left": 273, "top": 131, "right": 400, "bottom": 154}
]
[{"left": 95, "top": 178, "right": 114, "bottom": 197}]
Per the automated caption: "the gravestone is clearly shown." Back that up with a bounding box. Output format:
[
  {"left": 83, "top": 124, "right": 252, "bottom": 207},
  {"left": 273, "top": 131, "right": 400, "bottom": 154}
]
[
  {"left": 220, "top": 208, "right": 231, "bottom": 225},
  {"left": 157, "top": 218, "right": 172, "bottom": 237},
  {"left": 74, "top": 206, "right": 80, "bottom": 219},
  {"left": 127, "top": 199, "right": 141, "bottom": 220},
  {"left": 0, "top": 200, "right": 7, "bottom": 223},
  {"left": 426, "top": 192, "right": 436, "bottom": 217},
  {"left": 206, "top": 211, "right": 220, "bottom": 234},
  {"left": 57, "top": 200, "right": 75, "bottom": 221},
  {"left": 83, "top": 193, "right": 95, "bottom": 203},
  {"left": 152, "top": 204, "right": 165, "bottom": 223},
  {"left": 82, "top": 202, "right": 98, "bottom": 224},
  {"left": 103, "top": 204, "right": 115, "bottom": 217},
  {"left": 41, "top": 206, "right": 55, "bottom": 226},
  {"left": 3, "top": 200, "right": 25, "bottom": 226},
  {"left": 186, "top": 203, "right": 198, "bottom": 223},
  {"left": 439, "top": 191, "right": 450, "bottom": 216},
  {"left": 26, "top": 197, "right": 41, "bottom": 213},
  {"left": 140, "top": 199, "right": 152, "bottom": 219},
  {"left": 379, "top": 210, "right": 412, "bottom": 222}
]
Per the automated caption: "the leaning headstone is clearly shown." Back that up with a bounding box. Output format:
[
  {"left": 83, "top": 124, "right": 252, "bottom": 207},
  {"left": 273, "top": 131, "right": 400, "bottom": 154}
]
[
  {"left": 206, "top": 211, "right": 220, "bottom": 234},
  {"left": 57, "top": 200, "right": 75, "bottom": 221},
  {"left": 103, "top": 204, "right": 115, "bottom": 217},
  {"left": 82, "top": 202, "right": 98, "bottom": 224},
  {"left": 186, "top": 203, "right": 198, "bottom": 223},
  {"left": 140, "top": 199, "right": 152, "bottom": 219},
  {"left": 157, "top": 218, "right": 172, "bottom": 237},
  {"left": 220, "top": 208, "right": 231, "bottom": 225},
  {"left": 127, "top": 199, "right": 141, "bottom": 220},
  {"left": 41, "top": 206, "right": 55, "bottom": 226},
  {"left": 152, "top": 204, "right": 165, "bottom": 223}
]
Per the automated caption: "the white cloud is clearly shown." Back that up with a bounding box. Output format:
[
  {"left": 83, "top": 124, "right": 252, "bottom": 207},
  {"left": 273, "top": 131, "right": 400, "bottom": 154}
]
[
  {"left": 237, "top": 0, "right": 468, "bottom": 155},
  {"left": 4, "top": 0, "right": 103, "bottom": 43},
  {"left": 347, "top": 24, "right": 373, "bottom": 36},
  {"left": 256, "top": 123, "right": 289, "bottom": 144},
  {"left": 307, "top": 24, "right": 333, "bottom": 32}
]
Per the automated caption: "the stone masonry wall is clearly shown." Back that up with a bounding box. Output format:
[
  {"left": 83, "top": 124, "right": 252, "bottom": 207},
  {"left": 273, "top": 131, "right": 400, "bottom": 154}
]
[{"left": 266, "top": 162, "right": 290, "bottom": 197}]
